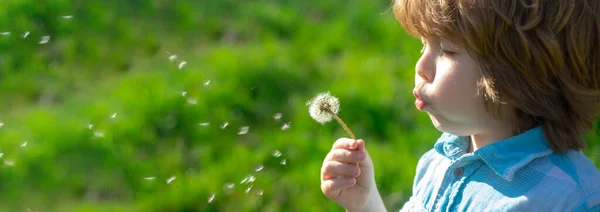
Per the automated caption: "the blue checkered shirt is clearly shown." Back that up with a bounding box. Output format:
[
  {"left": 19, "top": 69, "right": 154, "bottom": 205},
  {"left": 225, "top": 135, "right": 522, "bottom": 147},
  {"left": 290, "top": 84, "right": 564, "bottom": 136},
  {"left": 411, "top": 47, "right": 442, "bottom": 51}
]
[{"left": 401, "top": 126, "right": 600, "bottom": 211}]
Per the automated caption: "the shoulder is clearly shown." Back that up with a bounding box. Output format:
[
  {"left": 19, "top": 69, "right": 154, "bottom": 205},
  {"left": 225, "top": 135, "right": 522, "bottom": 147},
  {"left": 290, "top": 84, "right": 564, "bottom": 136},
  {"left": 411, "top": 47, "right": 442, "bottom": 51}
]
[{"left": 526, "top": 150, "right": 600, "bottom": 211}]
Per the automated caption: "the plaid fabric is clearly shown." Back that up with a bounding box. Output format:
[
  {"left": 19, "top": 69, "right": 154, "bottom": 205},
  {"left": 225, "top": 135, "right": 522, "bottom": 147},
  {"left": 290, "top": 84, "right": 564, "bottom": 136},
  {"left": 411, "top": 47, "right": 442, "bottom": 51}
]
[{"left": 401, "top": 126, "right": 600, "bottom": 212}]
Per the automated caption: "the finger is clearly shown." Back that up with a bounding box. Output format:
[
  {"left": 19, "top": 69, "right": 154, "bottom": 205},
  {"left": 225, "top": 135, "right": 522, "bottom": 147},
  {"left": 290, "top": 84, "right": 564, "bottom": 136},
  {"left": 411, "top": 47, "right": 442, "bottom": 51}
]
[
  {"left": 332, "top": 138, "right": 360, "bottom": 150},
  {"left": 321, "top": 161, "right": 361, "bottom": 180},
  {"left": 325, "top": 148, "right": 366, "bottom": 163},
  {"left": 321, "top": 177, "right": 356, "bottom": 199}
]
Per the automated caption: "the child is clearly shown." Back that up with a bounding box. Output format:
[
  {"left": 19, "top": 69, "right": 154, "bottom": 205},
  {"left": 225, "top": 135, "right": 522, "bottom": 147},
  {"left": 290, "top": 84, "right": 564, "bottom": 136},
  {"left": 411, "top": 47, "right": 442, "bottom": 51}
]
[{"left": 320, "top": 0, "right": 600, "bottom": 211}]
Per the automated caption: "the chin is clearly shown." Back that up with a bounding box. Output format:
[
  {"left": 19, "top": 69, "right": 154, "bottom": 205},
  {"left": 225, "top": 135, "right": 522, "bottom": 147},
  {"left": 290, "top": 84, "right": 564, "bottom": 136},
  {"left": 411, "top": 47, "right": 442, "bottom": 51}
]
[{"left": 428, "top": 113, "right": 473, "bottom": 136}]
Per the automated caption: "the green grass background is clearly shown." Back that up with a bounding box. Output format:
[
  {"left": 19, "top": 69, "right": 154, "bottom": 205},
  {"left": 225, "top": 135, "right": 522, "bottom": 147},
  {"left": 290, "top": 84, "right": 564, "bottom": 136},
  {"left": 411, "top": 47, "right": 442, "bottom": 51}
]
[{"left": 0, "top": 0, "right": 598, "bottom": 211}]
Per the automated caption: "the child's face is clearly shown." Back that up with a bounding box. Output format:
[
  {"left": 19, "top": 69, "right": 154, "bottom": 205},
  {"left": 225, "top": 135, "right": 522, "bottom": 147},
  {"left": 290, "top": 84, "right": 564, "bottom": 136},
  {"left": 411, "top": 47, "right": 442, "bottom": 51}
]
[{"left": 413, "top": 38, "right": 509, "bottom": 136}]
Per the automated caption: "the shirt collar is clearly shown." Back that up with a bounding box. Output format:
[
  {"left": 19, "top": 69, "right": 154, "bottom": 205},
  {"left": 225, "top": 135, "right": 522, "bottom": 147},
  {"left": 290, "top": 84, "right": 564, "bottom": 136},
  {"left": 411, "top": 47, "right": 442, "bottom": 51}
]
[{"left": 434, "top": 126, "right": 553, "bottom": 181}]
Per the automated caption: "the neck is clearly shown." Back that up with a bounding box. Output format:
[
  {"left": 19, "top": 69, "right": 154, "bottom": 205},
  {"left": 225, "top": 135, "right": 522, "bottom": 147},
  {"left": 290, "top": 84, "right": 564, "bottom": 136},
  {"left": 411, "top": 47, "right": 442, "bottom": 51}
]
[{"left": 468, "top": 126, "right": 514, "bottom": 153}]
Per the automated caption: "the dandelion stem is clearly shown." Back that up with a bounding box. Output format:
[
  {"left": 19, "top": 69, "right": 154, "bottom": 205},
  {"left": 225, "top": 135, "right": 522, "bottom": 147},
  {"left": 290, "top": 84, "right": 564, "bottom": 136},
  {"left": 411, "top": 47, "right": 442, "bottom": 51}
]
[{"left": 329, "top": 112, "right": 356, "bottom": 141}]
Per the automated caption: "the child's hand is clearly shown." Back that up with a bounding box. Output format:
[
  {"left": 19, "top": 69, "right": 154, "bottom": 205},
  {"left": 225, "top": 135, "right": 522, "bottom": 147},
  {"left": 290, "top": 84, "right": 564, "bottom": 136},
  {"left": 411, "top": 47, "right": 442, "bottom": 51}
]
[{"left": 321, "top": 138, "right": 376, "bottom": 211}]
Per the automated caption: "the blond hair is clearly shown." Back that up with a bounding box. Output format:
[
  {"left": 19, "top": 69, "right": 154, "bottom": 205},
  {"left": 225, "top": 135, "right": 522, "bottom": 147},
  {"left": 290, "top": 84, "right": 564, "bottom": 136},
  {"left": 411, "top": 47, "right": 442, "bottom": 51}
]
[{"left": 394, "top": 0, "right": 600, "bottom": 153}]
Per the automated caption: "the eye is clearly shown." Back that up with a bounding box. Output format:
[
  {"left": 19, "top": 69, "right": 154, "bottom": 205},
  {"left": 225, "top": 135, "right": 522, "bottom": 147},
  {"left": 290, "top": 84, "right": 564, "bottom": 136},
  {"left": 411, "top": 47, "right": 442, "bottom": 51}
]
[{"left": 439, "top": 49, "right": 456, "bottom": 57}]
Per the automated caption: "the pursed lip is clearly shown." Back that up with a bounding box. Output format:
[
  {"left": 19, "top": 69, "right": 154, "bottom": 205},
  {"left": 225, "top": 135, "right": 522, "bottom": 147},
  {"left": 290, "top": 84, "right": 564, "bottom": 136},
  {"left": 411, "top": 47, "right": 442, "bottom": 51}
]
[{"left": 413, "top": 90, "right": 429, "bottom": 110}]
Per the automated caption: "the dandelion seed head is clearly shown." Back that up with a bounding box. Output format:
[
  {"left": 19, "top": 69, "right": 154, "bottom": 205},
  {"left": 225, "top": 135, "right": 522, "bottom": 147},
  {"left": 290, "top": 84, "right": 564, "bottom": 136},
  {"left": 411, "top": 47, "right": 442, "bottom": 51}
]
[{"left": 307, "top": 92, "right": 340, "bottom": 124}]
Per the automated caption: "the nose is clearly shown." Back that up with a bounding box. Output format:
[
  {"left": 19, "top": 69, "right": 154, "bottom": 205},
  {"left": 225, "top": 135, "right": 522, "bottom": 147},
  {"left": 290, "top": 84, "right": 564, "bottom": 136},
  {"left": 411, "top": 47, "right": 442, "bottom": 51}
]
[{"left": 415, "top": 52, "right": 435, "bottom": 83}]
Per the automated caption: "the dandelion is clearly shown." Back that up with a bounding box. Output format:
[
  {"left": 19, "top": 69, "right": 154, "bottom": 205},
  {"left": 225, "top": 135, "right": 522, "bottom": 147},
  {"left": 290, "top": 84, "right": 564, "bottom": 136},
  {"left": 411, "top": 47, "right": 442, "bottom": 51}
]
[{"left": 307, "top": 92, "right": 356, "bottom": 140}]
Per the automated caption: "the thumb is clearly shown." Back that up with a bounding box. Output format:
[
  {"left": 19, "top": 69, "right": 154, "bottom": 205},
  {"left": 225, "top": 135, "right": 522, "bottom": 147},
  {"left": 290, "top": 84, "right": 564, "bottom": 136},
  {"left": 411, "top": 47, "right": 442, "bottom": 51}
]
[{"left": 356, "top": 139, "right": 366, "bottom": 152}]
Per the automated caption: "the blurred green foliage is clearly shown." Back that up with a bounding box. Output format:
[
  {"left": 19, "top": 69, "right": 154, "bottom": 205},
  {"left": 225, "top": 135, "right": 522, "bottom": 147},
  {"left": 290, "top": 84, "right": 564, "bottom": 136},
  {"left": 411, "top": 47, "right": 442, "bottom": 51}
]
[{"left": 0, "top": 0, "right": 598, "bottom": 211}]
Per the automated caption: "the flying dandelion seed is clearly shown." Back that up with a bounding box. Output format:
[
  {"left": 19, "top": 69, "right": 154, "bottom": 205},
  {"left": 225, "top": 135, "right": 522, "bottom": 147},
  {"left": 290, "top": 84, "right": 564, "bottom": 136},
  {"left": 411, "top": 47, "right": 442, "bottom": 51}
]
[
  {"left": 273, "top": 150, "right": 282, "bottom": 157},
  {"left": 241, "top": 175, "right": 256, "bottom": 184},
  {"left": 281, "top": 122, "right": 291, "bottom": 131},
  {"left": 169, "top": 55, "right": 177, "bottom": 61},
  {"left": 255, "top": 165, "right": 264, "bottom": 172},
  {"left": 181, "top": 91, "right": 187, "bottom": 97},
  {"left": 187, "top": 98, "right": 197, "bottom": 105},
  {"left": 88, "top": 124, "right": 94, "bottom": 130},
  {"left": 178, "top": 61, "right": 187, "bottom": 69},
  {"left": 39, "top": 35, "right": 50, "bottom": 44},
  {"left": 21, "top": 141, "right": 27, "bottom": 147},
  {"left": 144, "top": 177, "right": 155, "bottom": 181},
  {"left": 1, "top": 32, "right": 10, "bottom": 36},
  {"left": 208, "top": 193, "right": 216, "bottom": 203},
  {"left": 221, "top": 122, "right": 229, "bottom": 129},
  {"left": 0, "top": 122, "right": 3, "bottom": 128},
  {"left": 62, "top": 15, "right": 73, "bottom": 19},
  {"left": 281, "top": 158, "right": 287, "bottom": 167},
  {"left": 273, "top": 113, "right": 282, "bottom": 121},
  {"left": 245, "top": 185, "right": 253, "bottom": 194},
  {"left": 256, "top": 189, "right": 264, "bottom": 196},
  {"left": 23, "top": 31, "right": 29, "bottom": 38},
  {"left": 199, "top": 122, "right": 210, "bottom": 127},
  {"left": 166, "top": 176, "right": 176, "bottom": 184},
  {"left": 4, "top": 160, "right": 14, "bottom": 166},
  {"left": 94, "top": 131, "right": 105, "bottom": 138},
  {"left": 204, "top": 80, "right": 211, "bottom": 86},
  {"left": 111, "top": 113, "right": 118, "bottom": 119},
  {"left": 225, "top": 183, "right": 235, "bottom": 189},
  {"left": 238, "top": 126, "right": 249, "bottom": 135},
  {"left": 0, "top": 153, "right": 4, "bottom": 158}
]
